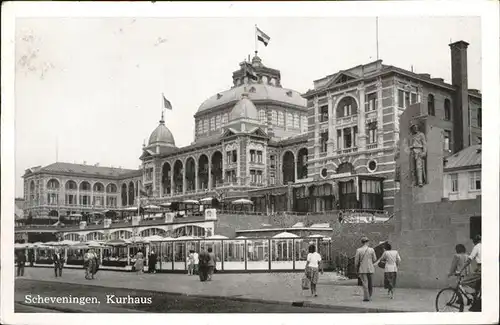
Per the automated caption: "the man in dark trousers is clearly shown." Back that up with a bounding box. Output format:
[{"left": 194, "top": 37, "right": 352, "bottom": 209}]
[
  {"left": 148, "top": 250, "right": 157, "bottom": 274},
  {"left": 53, "top": 248, "right": 65, "bottom": 277},
  {"left": 16, "top": 250, "right": 26, "bottom": 277},
  {"left": 198, "top": 249, "right": 209, "bottom": 282},
  {"left": 28, "top": 249, "right": 34, "bottom": 267}
]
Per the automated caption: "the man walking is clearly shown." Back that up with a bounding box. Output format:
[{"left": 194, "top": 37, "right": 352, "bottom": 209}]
[
  {"left": 461, "top": 235, "right": 482, "bottom": 311},
  {"left": 53, "top": 248, "right": 64, "bottom": 277},
  {"left": 148, "top": 250, "right": 157, "bottom": 274},
  {"left": 207, "top": 247, "right": 216, "bottom": 281},
  {"left": 355, "top": 236, "right": 377, "bottom": 301},
  {"left": 16, "top": 250, "right": 26, "bottom": 277}
]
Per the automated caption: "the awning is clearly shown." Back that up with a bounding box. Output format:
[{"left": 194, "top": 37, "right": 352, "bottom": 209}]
[
  {"left": 272, "top": 232, "right": 299, "bottom": 239},
  {"left": 182, "top": 200, "right": 199, "bottom": 205},
  {"left": 232, "top": 199, "right": 253, "bottom": 205}
]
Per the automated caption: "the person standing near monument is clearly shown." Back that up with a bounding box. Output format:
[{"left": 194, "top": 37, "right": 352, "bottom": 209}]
[
  {"left": 355, "top": 236, "right": 377, "bottom": 301},
  {"left": 409, "top": 123, "right": 427, "bottom": 187}
]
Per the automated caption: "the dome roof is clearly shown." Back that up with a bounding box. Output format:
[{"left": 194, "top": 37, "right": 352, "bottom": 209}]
[
  {"left": 148, "top": 120, "right": 175, "bottom": 147},
  {"left": 229, "top": 95, "right": 258, "bottom": 121},
  {"left": 197, "top": 83, "right": 306, "bottom": 113}
]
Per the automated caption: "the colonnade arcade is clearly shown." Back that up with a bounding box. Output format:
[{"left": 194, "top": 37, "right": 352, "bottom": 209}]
[{"left": 161, "top": 152, "right": 223, "bottom": 196}]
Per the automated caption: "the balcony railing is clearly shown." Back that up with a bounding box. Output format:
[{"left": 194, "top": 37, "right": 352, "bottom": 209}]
[
  {"left": 366, "top": 143, "right": 378, "bottom": 150},
  {"left": 338, "top": 114, "right": 358, "bottom": 126}
]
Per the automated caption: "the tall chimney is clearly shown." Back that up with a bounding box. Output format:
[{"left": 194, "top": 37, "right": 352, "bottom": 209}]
[{"left": 449, "top": 40, "right": 470, "bottom": 152}]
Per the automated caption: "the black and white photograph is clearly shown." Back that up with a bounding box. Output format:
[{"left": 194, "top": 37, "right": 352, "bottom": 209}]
[{"left": 1, "top": 1, "right": 499, "bottom": 325}]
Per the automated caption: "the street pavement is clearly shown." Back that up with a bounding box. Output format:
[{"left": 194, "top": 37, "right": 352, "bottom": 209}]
[{"left": 14, "top": 267, "right": 437, "bottom": 312}]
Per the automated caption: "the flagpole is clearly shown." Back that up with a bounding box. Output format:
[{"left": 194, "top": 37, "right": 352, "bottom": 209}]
[
  {"left": 254, "top": 24, "right": 258, "bottom": 55},
  {"left": 376, "top": 17, "right": 379, "bottom": 60}
]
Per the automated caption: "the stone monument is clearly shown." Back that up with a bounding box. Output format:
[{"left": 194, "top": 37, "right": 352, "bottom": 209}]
[{"left": 387, "top": 102, "right": 481, "bottom": 289}]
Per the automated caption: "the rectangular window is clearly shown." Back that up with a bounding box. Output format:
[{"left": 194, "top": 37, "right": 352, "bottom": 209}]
[
  {"left": 353, "top": 126, "right": 358, "bottom": 147},
  {"left": 450, "top": 174, "right": 458, "bottom": 193},
  {"left": 270, "top": 155, "right": 276, "bottom": 169},
  {"left": 222, "top": 113, "right": 228, "bottom": 126},
  {"left": 286, "top": 112, "right": 293, "bottom": 129},
  {"left": 250, "top": 170, "right": 256, "bottom": 183},
  {"left": 226, "top": 151, "right": 232, "bottom": 165},
  {"left": 269, "top": 172, "right": 276, "bottom": 185},
  {"left": 278, "top": 111, "right": 284, "bottom": 126},
  {"left": 106, "top": 197, "right": 117, "bottom": 207},
  {"left": 344, "top": 128, "right": 352, "bottom": 148},
  {"left": 398, "top": 89, "right": 404, "bottom": 108},
  {"left": 320, "top": 106, "right": 329, "bottom": 122},
  {"left": 301, "top": 115, "right": 308, "bottom": 133},
  {"left": 293, "top": 113, "right": 299, "bottom": 128},
  {"left": 216, "top": 115, "right": 221, "bottom": 129},
  {"left": 444, "top": 130, "right": 451, "bottom": 151},
  {"left": 232, "top": 150, "right": 237, "bottom": 163},
  {"left": 257, "top": 170, "right": 263, "bottom": 184},
  {"left": 469, "top": 171, "right": 481, "bottom": 191},
  {"left": 259, "top": 110, "right": 266, "bottom": 123},
  {"left": 343, "top": 104, "right": 351, "bottom": 117},
  {"left": 80, "top": 195, "right": 90, "bottom": 206},
  {"left": 210, "top": 117, "right": 215, "bottom": 131},
  {"left": 410, "top": 92, "right": 418, "bottom": 104},
  {"left": 477, "top": 107, "right": 482, "bottom": 127},
  {"left": 93, "top": 196, "right": 104, "bottom": 207},
  {"left": 257, "top": 151, "right": 263, "bottom": 163},
  {"left": 197, "top": 120, "right": 203, "bottom": 135},
  {"left": 366, "top": 93, "right": 377, "bottom": 111},
  {"left": 272, "top": 110, "right": 278, "bottom": 125},
  {"left": 320, "top": 131, "right": 328, "bottom": 153},
  {"left": 47, "top": 193, "right": 58, "bottom": 205},
  {"left": 203, "top": 119, "right": 209, "bottom": 133},
  {"left": 250, "top": 150, "right": 256, "bottom": 163},
  {"left": 65, "top": 194, "right": 77, "bottom": 205},
  {"left": 367, "top": 122, "right": 377, "bottom": 144},
  {"left": 337, "top": 130, "right": 342, "bottom": 149}
]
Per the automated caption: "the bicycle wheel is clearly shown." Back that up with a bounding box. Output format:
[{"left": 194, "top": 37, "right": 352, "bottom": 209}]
[{"left": 435, "top": 287, "right": 464, "bottom": 312}]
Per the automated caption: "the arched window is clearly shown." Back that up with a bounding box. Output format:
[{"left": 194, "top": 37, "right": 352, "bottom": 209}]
[
  {"left": 282, "top": 151, "right": 295, "bottom": 184},
  {"left": 86, "top": 232, "right": 104, "bottom": 241},
  {"left": 336, "top": 162, "right": 355, "bottom": 175},
  {"left": 93, "top": 182, "right": 104, "bottom": 192},
  {"left": 428, "top": 94, "right": 435, "bottom": 116},
  {"left": 65, "top": 180, "right": 77, "bottom": 190},
  {"left": 444, "top": 98, "right": 451, "bottom": 121},
  {"left": 128, "top": 182, "right": 135, "bottom": 206},
  {"left": 106, "top": 183, "right": 117, "bottom": 193},
  {"left": 121, "top": 184, "right": 127, "bottom": 206},
  {"left": 64, "top": 233, "right": 80, "bottom": 241},
  {"left": 47, "top": 179, "right": 60, "bottom": 190},
  {"left": 336, "top": 96, "right": 358, "bottom": 118},
  {"left": 80, "top": 181, "right": 91, "bottom": 191},
  {"left": 173, "top": 225, "right": 206, "bottom": 238}
]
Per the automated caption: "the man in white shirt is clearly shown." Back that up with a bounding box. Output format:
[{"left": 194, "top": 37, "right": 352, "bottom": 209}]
[
  {"left": 461, "top": 235, "right": 481, "bottom": 298},
  {"left": 193, "top": 251, "right": 199, "bottom": 275}
]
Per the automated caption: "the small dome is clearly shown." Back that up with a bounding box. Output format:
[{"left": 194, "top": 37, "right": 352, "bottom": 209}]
[
  {"left": 148, "top": 120, "right": 175, "bottom": 147},
  {"left": 229, "top": 94, "right": 258, "bottom": 121}
]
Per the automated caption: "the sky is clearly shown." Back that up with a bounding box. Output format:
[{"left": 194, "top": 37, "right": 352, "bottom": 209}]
[{"left": 14, "top": 16, "right": 481, "bottom": 197}]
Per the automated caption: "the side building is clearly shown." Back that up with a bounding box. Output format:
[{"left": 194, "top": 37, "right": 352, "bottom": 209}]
[{"left": 301, "top": 40, "right": 481, "bottom": 212}]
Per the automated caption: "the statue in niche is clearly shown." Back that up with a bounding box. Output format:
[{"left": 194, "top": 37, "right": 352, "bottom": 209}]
[{"left": 409, "top": 122, "right": 427, "bottom": 187}]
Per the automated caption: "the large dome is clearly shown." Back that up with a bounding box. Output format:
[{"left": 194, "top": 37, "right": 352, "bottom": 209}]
[
  {"left": 148, "top": 120, "right": 175, "bottom": 147},
  {"left": 197, "top": 83, "right": 306, "bottom": 113},
  {"left": 230, "top": 95, "right": 258, "bottom": 121}
]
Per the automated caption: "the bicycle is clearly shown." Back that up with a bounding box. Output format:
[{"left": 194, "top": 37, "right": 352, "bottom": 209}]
[{"left": 435, "top": 274, "right": 481, "bottom": 312}]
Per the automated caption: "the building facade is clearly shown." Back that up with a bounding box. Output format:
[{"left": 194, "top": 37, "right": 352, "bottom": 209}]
[
  {"left": 302, "top": 41, "right": 481, "bottom": 212},
  {"left": 442, "top": 144, "right": 481, "bottom": 201},
  {"left": 22, "top": 163, "right": 141, "bottom": 224}
]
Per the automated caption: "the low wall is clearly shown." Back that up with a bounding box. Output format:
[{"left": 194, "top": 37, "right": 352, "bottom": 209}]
[{"left": 390, "top": 197, "right": 481, "bottom": 289}]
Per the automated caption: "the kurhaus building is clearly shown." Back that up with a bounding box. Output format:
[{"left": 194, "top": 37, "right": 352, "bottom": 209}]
[{"left": 20, "top": 40, "right": 481, "bottom": 228}]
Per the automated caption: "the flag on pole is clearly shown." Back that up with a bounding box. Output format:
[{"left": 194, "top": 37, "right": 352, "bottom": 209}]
[
  {"left": 162, "top": 94, "right": 172, "bottom": 110},
  {"left": 243, "top": 62, "right": 258, "bottom": 81},
  {"left": 256, "top": 27, "right": 270, "bottom": 46}
]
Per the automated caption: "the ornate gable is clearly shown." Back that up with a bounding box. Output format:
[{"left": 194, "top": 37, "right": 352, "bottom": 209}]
[{"left": 325, "top": 71, "right": 358, "bottom": 88}]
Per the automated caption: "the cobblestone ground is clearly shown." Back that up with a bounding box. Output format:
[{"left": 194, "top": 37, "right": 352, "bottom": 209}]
[{"left": 15, "top": 267, "right": 437, "bottom": 312}]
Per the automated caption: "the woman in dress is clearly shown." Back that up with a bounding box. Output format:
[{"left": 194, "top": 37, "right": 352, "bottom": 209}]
[
  {"left": 134, "top": 250, "right": 144, "bottom": 274},
  {"left": 375, "top": 242, "right": 401, "bottom": 299},
  {"left": 305, "top": 244, "right": 323, "bottom": 297}
]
